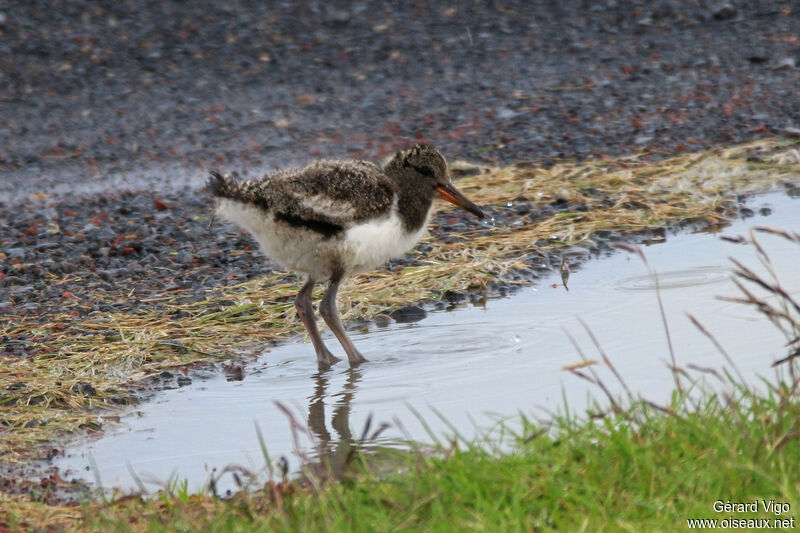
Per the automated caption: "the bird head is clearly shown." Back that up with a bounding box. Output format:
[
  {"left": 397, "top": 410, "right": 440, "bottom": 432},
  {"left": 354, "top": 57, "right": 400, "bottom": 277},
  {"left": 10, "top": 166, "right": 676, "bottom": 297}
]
[{"left": 387, "top": 144, "right": 485, "bottom": 219}]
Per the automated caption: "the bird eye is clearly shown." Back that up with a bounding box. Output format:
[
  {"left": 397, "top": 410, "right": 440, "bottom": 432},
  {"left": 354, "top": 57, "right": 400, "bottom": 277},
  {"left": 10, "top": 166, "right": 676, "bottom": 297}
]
[{"left": 414, "top": 165, "right": 435, "bottom": 178}]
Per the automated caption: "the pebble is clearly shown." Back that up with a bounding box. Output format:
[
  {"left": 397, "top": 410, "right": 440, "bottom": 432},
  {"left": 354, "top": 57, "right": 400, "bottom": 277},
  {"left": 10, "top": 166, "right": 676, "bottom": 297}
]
[
  {"left": 442, "top": 291, "right": 468, "bottom": 304},
  {"left": 4, "top": 247, "right": 25, "bottom": 259},
  {"left": 70, "top": 382, "right": 98, "bottom": 397},
  {"left": 31, "top": 242, "right": 58, "bottom": 251},
  {"left": 773, "top": 57, "right": 796, "bottom": 70},
  {"left": 389, "top": 305, "right": 427, "bottom": 324},
  {"left": 12, "top": 285, "right": 34, "bottom": 295},
  {"left": 711, "top": 3, "right": 737, "bottom": 20}
]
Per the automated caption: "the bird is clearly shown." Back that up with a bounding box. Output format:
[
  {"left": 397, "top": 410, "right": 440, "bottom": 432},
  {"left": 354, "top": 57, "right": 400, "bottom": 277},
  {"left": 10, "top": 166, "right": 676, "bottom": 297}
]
[{"left": 208, "top": 144, "right": 485, "bottom": 367}]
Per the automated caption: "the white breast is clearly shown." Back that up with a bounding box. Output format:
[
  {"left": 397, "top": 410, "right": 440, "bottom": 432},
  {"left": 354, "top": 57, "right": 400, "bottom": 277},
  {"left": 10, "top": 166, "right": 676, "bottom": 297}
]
[{"left": 343, "top": 197, "right": 430, "bottom": 274}]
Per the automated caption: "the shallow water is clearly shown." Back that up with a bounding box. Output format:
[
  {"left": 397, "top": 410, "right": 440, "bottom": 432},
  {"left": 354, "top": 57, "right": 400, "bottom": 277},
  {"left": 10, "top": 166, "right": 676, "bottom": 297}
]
[{"left": 56, "top": 191, "right": 800, "bottom": 494}]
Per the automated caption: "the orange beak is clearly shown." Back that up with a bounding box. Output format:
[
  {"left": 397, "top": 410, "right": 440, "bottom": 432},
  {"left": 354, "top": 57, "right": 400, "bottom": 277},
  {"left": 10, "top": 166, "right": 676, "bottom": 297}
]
[{"left": 435, "top": 183, "right": 485, "bottom": 219}]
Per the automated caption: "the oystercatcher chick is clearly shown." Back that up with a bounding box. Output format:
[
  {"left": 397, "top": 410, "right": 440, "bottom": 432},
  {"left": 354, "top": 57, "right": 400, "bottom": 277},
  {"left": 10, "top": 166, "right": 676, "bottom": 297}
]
[{"left": 209, "top": 144, "right": 484, "bottom": 367}]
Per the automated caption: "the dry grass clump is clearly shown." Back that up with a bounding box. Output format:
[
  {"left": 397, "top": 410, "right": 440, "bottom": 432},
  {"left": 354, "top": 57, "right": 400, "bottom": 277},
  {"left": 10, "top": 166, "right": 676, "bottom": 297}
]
[
  {"left": 723, "top": 226, "right": 800, "bottom": 369},
  {"left": 1, "top": 138, "right": 798, "bottom": 467}
]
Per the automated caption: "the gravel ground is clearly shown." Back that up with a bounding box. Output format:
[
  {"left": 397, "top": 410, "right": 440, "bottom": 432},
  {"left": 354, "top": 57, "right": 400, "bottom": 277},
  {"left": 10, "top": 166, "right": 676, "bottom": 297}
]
[
  {"left": 2, "top": 0, "right": 799, "bottom": 331},
  {"left": 1, "top": 1, "right": 799, "bottom": 197}
]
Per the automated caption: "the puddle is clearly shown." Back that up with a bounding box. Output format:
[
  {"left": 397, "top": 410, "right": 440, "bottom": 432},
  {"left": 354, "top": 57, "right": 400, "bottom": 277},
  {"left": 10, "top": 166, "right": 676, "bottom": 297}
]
[
  {"left": 614, "top": 265, "right": 730, "bottom": 291},
  {"left": 56, "top": 191, "right": 800, "bottom": 494}
]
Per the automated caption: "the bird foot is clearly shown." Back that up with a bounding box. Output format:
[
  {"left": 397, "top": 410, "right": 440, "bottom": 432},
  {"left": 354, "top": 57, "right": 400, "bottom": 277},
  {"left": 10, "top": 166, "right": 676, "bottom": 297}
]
[
  {"left": 316, "top": 348, "right": 342, "bottom": 367},
  {"left": 346, "top": 351, "right": 368, "bottom": 367}
]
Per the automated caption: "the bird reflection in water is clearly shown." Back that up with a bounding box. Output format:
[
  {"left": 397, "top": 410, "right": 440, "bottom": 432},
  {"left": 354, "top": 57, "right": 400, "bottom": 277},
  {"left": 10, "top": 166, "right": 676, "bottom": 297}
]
[{"left": 303, "top": 367, "right": 390, "bottom": 480}]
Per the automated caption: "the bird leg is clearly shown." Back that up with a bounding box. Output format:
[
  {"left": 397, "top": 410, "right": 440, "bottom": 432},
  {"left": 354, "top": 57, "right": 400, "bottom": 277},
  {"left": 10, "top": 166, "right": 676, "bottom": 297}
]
[
  {"left": 320, "top": 277, "right": 368, "bottom": 366},
  {"left": 295, "top": 278, "right": 341, "bottom": 366}
]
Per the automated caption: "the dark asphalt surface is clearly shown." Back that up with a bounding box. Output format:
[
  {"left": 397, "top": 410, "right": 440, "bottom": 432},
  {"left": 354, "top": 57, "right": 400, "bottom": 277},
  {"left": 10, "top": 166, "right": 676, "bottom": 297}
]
[{"left": 1, "top": 0, "right": 799, "bottom": 199}]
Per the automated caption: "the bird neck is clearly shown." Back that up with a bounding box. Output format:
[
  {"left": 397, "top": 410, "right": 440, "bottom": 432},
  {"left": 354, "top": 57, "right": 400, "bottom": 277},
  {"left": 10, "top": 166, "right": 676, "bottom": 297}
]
[{"left": 396, "top": 181, "right": 435, "bottom": 234}]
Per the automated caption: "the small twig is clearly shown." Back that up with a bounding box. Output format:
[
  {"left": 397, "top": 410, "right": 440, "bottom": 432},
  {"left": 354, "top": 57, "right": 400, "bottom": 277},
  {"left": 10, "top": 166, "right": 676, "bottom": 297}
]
[
  {"left": 686, "top": 363, "right": 725, "bottom": 383},
  {"left": 577, "top": 317, "right": 634, "bottom": 402},
  {"left": 687, "top": 313, "right": 747, "bottom": 385},
  {"left": 613, "top": 243, "right": 682, "bottom": 393},
  {"left": 562, "top": 327, "right": 623, "bottom": 416},
  {"left": 772, "top": 348, "right": 800, "bottom": 368}
]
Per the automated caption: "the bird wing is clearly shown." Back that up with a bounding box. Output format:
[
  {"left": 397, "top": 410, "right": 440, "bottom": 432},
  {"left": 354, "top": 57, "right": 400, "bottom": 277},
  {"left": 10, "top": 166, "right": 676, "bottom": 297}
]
[{"left": 268, "top": 160, "right": 396, "bottom": 233}]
